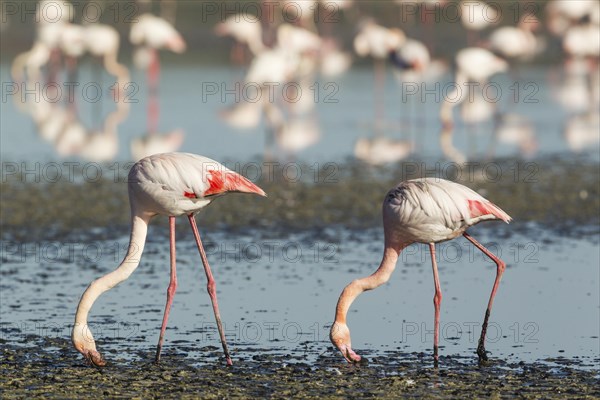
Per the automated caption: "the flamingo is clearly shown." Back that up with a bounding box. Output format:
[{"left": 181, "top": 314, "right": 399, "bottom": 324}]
[
  {"left": 563, "top": 23, "right": 600, "bottom": 60},
  {"left": 489, "top": 16, "right": 540, "bottom": 61},
  {"left": 84, "top": 24, "right": 130, "bottom": 88},
  {"left": 319, "top": 38, "right": 352, "bottom": 78},
  {"left": 72, "top": 153, "right": 266, "bottom": 367},
  {"left": 330, "top": 178, "right": 511, "bottom": 364},
  {"left": 242, "top": 23, "right": 321, "bottom": 87},
  {"left": 546, "top": 0, "right": 597, "bottom": 37},
  {"left": 389, "top": 39, "right": 430, "bottom": 77},
  {"left": 354, "top": 20, "right": 406, "bottom": 124},
  {"left": 389, "top": 38, "right": 432, "bottom": 145},
  {"left": 130, "top": 13, "right": 186, "bottom": 133},
  {"left": 215, "top": 13, "right": 266, "bottom": 63},
  {"left": 11, "top": 0, "right": 73, "bottom": 84},
  {"left": 439, "top": 47, "right": 508, "bottom": 163},
  {"left": 460, "top": 0, "right": 499, "bottom": 45}
]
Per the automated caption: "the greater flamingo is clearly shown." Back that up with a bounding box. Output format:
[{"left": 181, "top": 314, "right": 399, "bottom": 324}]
[
  {"left": 11, "top": 0, "right": 73, "bottom": 84},
  {"left": 130, "top": 13, "right": 186, "bottom": 133},
  {"left": 354, "top": 20, "right": 406, "bottom": 124},
  {"left": 489, "top": 16, "right": 540, "bottom": 62},
  {"left": 215, "top": 13, "right": 266, "bottom": 63},
  {"left": 319, "top": 38, "right": 352, "bottom": 78},
  {"left": 546, "top": 0, "right": 597, "bottom": 37},
  {"left": 72, "top": 153, "right": 266, "bottom": 367},
  {"left": 460, "top": 0, "right": 499, "bottom": 45},
  {"left": 330, "top": 178, "right": 511, "bottom": 364},
  {"left": 439, "top": 47, "right": 508, "bottom": 163}
]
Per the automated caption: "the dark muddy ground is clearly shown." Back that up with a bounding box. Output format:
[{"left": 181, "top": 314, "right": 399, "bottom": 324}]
[{"left": 1, "top": 336, "right": 599, "bottom": 399}]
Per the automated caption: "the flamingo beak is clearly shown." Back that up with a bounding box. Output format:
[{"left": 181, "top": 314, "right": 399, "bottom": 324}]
[
  {"left": 341, "top": 345, "right": 362, "bottom": 363},
  {"left": 204, "top": 170, "right": 267, "bottom": 197},
  {"left": 84, "top": 349, "right": 106, "bottom": 367},
  {"left": 229, "top": 173, "right": 267, "bottom": 197}
]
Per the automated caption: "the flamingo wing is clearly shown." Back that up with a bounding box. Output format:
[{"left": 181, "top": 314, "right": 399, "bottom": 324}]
[
  {"left": 412, "top": 178, "right": 512, "bottom": 225},
  {"left": 385, "top": 178, "right": 511, "bottom": 243}
]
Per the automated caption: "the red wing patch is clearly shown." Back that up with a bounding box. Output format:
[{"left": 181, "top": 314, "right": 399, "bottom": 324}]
[
  {"left": 184, "top": 191, "right": 197, "bottom": 199},
  {"left": 468, "top": 199, "right": 511, "bottom": 222},
  {"left": 204, "top": 170, "right": 227, "bottom": 196}
]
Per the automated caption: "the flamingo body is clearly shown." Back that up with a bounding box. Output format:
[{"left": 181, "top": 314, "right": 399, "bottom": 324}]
[
  {"left": 215, "top": 13, "right": 265, "bottom": 56},
  {"left": 383, "top": 179, "right": 510, "bottom": 244},
  {"left": 390, "top": 39, "right": 430, "bottom": 71},
  {"left": 277, "top": 24, "right": 322, "bottom": 54},
  {"left": 455, "top": 47, "right": 508, "bottom": 83},
  {"left": 354, "top": 22, "right": 405, "bottom": 59},
  {"left": 489, "top": 26, "right": 537, "bottom": 60},
  {"left": 563, "top": 24, "right": 600, "bottom": 58},
  {"left": 331, "top": 178, "right": 510, "bottom": 364},
  {"left": 130, "top": 13, "right": 186, "bottom": 53},
  {"left": 73, "top": 153, "right": 265, "bottom": 367},
  {"left": 128, "top": 153, "right": 264, "bottom": 216}
]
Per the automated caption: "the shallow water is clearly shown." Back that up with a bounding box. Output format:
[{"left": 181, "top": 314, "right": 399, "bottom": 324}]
[
  {"left": 1, "top": 224, "right": 598, "bottom": 371},
  {"left": 1, "top": 63, "right": 597, "bottom": 163}
]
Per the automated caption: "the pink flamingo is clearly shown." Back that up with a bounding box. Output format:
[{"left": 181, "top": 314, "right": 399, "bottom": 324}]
[
  {"left": 130, "top": 13, "right": 186, "bottom": 134},
  {"left": 72, "top": 153, "right": 266, "bottom": 367},
  {"left": 330, "top": 178, "right": 511, "bottom": 364}
]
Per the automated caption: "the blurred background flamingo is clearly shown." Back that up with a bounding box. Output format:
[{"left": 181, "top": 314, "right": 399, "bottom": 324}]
[{"left": 5, "top": 0, "right": 599, "bottom": 164}]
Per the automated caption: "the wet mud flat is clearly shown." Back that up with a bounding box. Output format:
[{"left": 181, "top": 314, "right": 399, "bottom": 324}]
[
  {"left": 1, "top": 337, "right": 599, "bottom": 399},
  {"left": 2, "top": 156, "right": 599, "bottom": 241}
]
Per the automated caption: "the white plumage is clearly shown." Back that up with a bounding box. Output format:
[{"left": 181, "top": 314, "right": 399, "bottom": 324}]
[
  {"left": 128, "top": 153, "right": 264, "bottom": 216},
  {"left": 73, "top": 153, "right": 265, "bottom": 367},
  {"left": 130, "top": 13, "right": 186, "bottom": 53},
  {"left": 331, "top": 178, "right": 511, "bottom": 364},
  {"left": 384, "top": 178, "right": 511, "bottom": 244}
]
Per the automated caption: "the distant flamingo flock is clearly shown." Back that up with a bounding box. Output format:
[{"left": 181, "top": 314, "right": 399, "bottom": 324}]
[{"left": 10, "top": 0, "right": 599, "bottom": 163}]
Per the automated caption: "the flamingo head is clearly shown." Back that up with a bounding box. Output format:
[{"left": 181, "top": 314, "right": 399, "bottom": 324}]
[
  {"left": 330, "top": 322, "right": 362, "bottom": 363},
  {"left": 72, "top": 323, "right": 106, "bottom": 367},
  {"left": 204, "top": 170, "right": 266, "bottom": 197}
]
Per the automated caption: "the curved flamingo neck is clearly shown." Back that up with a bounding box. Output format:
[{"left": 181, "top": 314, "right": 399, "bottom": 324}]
[
  {"left": 333, "top": 246, "right": 401, "bottom": 325},
  {"left": 73, "top": 213, "right": 150, "bottom": 329}
]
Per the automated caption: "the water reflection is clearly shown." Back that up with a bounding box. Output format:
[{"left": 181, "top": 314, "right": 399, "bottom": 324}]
[{"left": 3, "top": 0, "right": 600, "bottom": 163}]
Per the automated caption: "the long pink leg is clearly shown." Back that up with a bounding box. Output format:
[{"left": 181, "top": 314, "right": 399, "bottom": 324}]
[
  {"left": 147, "top": 49, "right": 160, "bottom": 134},
  {"left": 188, "top": 214, "right": 233, "bottom": 366},
  {"left": 463, "top": 232, "right": 506, "bottom": 362},
  {"left": 155, "top": 216, "right": 178, "bottom": 362},
  {"left": 429, "top": 243, "right": 442, "bottom": 364}
]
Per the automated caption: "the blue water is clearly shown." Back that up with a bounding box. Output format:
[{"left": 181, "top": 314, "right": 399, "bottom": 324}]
[
  {"left": 0, "top": 62, "right": 590, "bottom": 163},
  {"left": 1, "top": 226, "right": 598, "bottom": 368}
]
